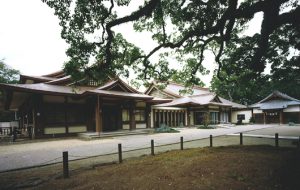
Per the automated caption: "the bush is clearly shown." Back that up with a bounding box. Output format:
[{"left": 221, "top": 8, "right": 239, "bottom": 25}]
[
  {"left": 197, "top": 125, "right": 215, "bottom": 129},
  {"left": 249, "top": 117, "right": 255, "bottom": 123},
  {"left": 155, "top": 124, "right": 180, "bottom": 133}
]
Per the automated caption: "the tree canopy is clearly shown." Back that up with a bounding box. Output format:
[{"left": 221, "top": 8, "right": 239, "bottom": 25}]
[
  {"left": 0, "top": 59, "right": 20, "bottom": 84},
  {"left": 42, "top": 0, "right": 299, "bottom": 95}
]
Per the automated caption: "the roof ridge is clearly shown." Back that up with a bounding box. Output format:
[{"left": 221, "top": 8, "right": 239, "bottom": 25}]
[{"left": 168, "top": 81, "right": 209, "bottom": 90}]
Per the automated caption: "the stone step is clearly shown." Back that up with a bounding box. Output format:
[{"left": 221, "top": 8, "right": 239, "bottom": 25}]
[{"left": 78, "top": 129, "right": 152, "bottom": 139}]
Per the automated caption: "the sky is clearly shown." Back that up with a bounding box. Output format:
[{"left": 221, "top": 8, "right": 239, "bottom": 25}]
[{"left": 0, "top": 0, "right": 262, "bottom": 87}]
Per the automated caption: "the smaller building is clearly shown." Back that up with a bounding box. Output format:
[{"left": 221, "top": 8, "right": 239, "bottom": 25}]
[
  {"left": 145, "top": 82, "right": 252, "bottom": 127},
  {"left": 250, "top": 91, "right": 300, "bottom": 124}
]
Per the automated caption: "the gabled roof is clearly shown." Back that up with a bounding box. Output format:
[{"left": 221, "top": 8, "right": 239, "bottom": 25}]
[
  {"left": 250, "top": 91, "right": 300, "bottom": 110},
  {"left": 145, "top": 81, "right": 210, "bottom": 99},
  {"left": 42, "top": 70, "right": 66, "bottom": 78},
  {"left": 0, "top": 83, "right": 91, "bottom": 96},
  {"left": 155, "top": 93, "right": 231, "bottom": 107},
  {"left": 219, "top": 97, "right": 247, "bottom": 109},
  {"left": 20, "top": 75, "right": 57, "bottom": 83},
  {"left": 98, "top": 77, "right": 141, "bottom": 94}
]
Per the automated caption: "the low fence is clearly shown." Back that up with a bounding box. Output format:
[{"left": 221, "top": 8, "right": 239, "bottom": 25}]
[{"left": 3, "top": 132, "right": 298, "bottom": 178}]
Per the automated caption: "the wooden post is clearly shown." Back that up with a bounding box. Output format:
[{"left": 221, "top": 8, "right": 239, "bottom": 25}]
[
  {"left": 240, "top": 133, "right": 243, "bottom": 145},
  {"left": 63, "top": 151, "right": 69, "bottom": 178},
  {"left": 151, "top": 139, "right": 154, "bottom": 155},
  {"left": 129, "top": 101, "right": 136, "bottom": 130},
  {"left": 32, "top": 109, "right": 36, "bottom": 139},
  {"left": 118, "top": 143, "right": 122, "bottom": 163},
  {"left": 210, "top": 135, "right": 213, "bottom": 147},
  {"left": 95, "top": 96, "right": 102, "bottom": 135},
  {"left": 263, "top": 112, "right": 266, "bottom": 124},
  {"left": 275, "top": 133, "right": 279, "bottom": 148},
  {"left": 64, "top": 97, "right": 69, "bottom": 134},
  {"left": 146, "top": 104, "right": 151, "bottom": 128},
  {"left": 180, "top": 136, "right": 183, "bottom": 150},
  {"left": 298, "top": 136, "right": 300, "bottom": 149},
  {"left": 279, "top": 111, "right": 283, "bottom": 125}
]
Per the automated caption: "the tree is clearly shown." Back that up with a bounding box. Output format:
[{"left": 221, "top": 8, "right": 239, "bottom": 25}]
[
  {"left": 211, "top": 24, "right": 300, "bottom": 104},
  {"left": 42, "top": 0, "right": 299, "bottom": 87},
  {"left": 0, "top": 59, "right": 20, "bottom": 84},
  {"left": 0, "top": 60, "right": 20, "bottom": 121}
]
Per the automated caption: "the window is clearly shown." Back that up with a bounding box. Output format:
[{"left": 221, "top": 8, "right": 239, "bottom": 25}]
[
  {"left": 135, "top": 110, "right": 145, "bottom": 122},
  {"left": 210, "top": 112, "right": 219, "bottom": 124},
  {"left": 237, "top": 114, "right": 245, "bottom": 120},
  {"left": 122, "top": 109, "right": 129, "bottom": 121}
]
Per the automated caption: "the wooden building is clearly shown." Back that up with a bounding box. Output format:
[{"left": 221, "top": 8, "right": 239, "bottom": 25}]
[
  {"left": 0, "top": 71, "right": 251, "bottom": 139},
  {"left": 0, "top": 71, "right": 155, "bottom": 138},
  {"left": 250, "top": 91, "right": 300, "bottom": 124},
  {"left": 145, "top": 82, "right": 251, "bottom": 127}
]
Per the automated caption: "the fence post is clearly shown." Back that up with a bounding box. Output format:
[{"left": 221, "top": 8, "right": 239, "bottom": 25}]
[
  {"left": 180, "top": 136, "right": 183, "bottom": 150},
  {"left": 118, "top": 143, "right": 122, "bottom": 163},
  {"left": 63, "top": 151, "right": 69, "bottom": 178},
  {"left": 151, "top": 139, "right": 155, "bottom": 155},
  {"left": 210, "top": 135, "right": 213, "bottom": 147},
  {"left": 240, "top": 133, "right": 243, "bottom": 145},
  {"left": 275, "top": 133, "right": 279, "bottom": 148}
]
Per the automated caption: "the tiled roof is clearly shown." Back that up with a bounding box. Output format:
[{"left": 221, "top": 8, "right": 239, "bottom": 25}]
[
  {"left": 0, "top": 83, "right": 91, "bottom": 95},
  {"left": 250, "top": 91, "right": 300, "bottom": 109},
  {"left": 219, "top": 97, "right": 247, "bottom": 109},
  {"left": 165, "top": 82, "right": 209, "bottom": 96},
  {"left": 155, "top": 93, "right": 231, "bottom": 107},
  {"left": 85, "top": 89, "right": 153, "bottom": 100}
]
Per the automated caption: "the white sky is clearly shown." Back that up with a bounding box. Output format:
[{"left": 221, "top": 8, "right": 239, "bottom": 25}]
[{"left": 0, "top": 0, "right": 262, "bottom": 87}]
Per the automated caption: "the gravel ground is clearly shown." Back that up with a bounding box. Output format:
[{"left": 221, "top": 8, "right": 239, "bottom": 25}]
[{"left": 0, "top": 124, "right": 285, "bottom": 172}]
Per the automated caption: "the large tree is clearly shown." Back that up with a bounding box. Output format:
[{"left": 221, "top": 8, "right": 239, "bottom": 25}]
[
  {"left": 0, "top": 59, "right": 20, "bottom": 84},
  {"left": 211, "top": 24, "right": 300, "bottom": 104},
  {"left": 42, "top": 0, "right": 299, "bottom": 88}
]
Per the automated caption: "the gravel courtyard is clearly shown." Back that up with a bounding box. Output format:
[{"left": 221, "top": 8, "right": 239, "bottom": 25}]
[{"left": 0, "top": 124, "right": 298, "bottom": 172}]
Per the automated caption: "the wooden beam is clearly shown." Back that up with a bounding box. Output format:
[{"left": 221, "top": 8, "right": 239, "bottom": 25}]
[
  {"left": 95, "top": 96, "right": 102, "bottom": 134},
  {"left": 32, "top": 108, "right": 36, "bottom": 139},
  {"left": 64, "top": 97, "right": 69, "bottom": 134},
  {"left": 129, "top": 101, "right": 136, "bottom": 130},
  {"left": 4, "top": 90, "right": 13, "bottom": 110}
]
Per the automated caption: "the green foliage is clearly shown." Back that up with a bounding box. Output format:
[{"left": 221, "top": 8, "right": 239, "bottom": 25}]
[
  {"left": 211, "top": 25, "right": 300, "bottom": 104},
  {"left": 203, "top": 113, "right": 210, "bottom": 127},
  {"left": 42, "top": 0, "right": 299, "bottom": 97},
  {"left": 155, "top": 123, "right": 179, "bottom": 133},
  {"left": 0, "top": 59, "right": 20, "bottom": 84}
]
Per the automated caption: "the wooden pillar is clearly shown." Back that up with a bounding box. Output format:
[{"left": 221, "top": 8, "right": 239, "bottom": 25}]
[
  {"left": 229, "top": 108, "right": 232, "bottom": 123},
  {"left": 153, "top": 109, "right": 156, "bottom": 128},
  {"left": 166, "top": 111, "right": 169, "bottom": 126},
  {"left": 64, "top": 97, "right": 69, "bottom": 134},
  {"left": 263, "top": 112, "right": 266, "bottom": 124},
  {"left": 32, "top": 108, "right": 36, "bottom": 139},
  {"left": 95, "top": 96, "right": 102, "bottom": 134},
  {"left": 176, "top": 112, "right": 178, "bottom": 126},
  {"left": 218, "top": 107, "right": 221, "bottom": 124},
  {"left": 170, "top": 111, "right": 173, "bottom": 127},
  {"left": 279, "top": 110, "right": 283, "bottom": 125},
  {"left": 146, "top": 104, "right": 151, "bottom": 128},
  {"left": 157, "top": 110, "right": 160, "bottom": 127},
  {"left": 129, "top": 101, "right": 136, "bottom": 130},
  {"left": 186, "top": 108, "right": 190, "bottom": 126}
]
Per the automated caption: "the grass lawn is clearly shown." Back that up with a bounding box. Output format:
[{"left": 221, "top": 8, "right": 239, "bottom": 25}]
[{"left": 1, "top": 145, "right": 300, "bottom": 190}]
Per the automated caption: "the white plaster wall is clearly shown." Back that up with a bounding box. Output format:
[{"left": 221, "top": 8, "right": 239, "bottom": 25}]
[
  {"left": 122, "top": 124, "right": 130, "bottom": 130},
  {"left": 44, "top": 127, "right": 66, "bottom": 134},
  {"left": 231, "top": 110, "right": 252, "bottom": 123},
  {"left": 253, "top": 109, "right": 262, "bottom": 114},
  {"left": 150, "top": 108, "right": 154, "bottom": 128},
  {"left": 136, "top": 123, "right": 146, "bottom": 129},
  {"left": 69, "top": 126, "right": 87, "bottom": 133},
  {"left": 284, "top": 105, "right": 300, "bottom": 112},
  {"left": 190, "top": 111, "right": 194, "bottom": 126}
]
